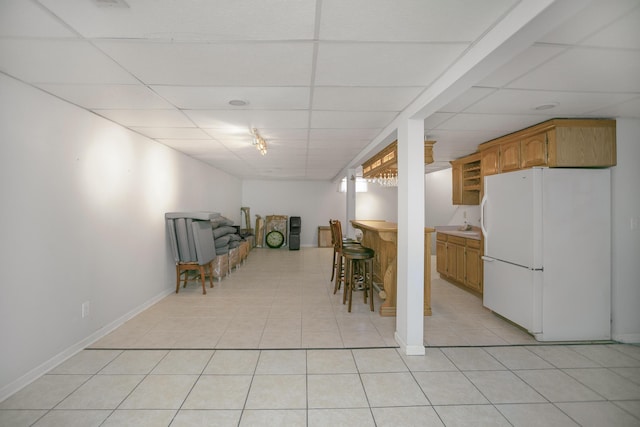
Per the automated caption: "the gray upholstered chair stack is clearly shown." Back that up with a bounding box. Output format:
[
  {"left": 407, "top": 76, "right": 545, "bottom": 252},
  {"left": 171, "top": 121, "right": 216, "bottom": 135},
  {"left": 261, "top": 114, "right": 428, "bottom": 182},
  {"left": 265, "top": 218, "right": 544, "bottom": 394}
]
[{"left": 165, "top": 212, "right": 219, "bottom": 294}]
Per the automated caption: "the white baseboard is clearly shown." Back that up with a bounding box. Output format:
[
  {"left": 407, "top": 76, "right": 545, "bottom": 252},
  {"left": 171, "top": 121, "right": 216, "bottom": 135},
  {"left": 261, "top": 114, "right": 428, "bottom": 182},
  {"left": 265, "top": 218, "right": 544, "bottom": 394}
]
[
  {"left": 612, "top": 333, "right": 640, "bottom": 344},
  {"left": 0, "top": 288, "right": 173, "bottom": 403},
  {"left": 394, "top": 332, "right": 426, "bottom": 356}
]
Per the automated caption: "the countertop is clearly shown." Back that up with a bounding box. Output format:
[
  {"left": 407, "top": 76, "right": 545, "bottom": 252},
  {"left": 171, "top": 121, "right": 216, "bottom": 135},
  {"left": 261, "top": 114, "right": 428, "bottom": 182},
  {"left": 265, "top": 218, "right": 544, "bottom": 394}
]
[
  {"left": 352, "top": 220, "right": 436, "bottom": 233},
  {"left": 435, "top": 225, "right": 482, "bottom": 240}
]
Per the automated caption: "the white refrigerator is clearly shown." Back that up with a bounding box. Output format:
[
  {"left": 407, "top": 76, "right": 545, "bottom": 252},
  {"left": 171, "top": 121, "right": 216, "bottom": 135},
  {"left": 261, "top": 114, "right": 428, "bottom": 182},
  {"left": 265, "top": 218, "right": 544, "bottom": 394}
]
[{"left": 481, "top": 167, "right": 611, "bottom": 341}]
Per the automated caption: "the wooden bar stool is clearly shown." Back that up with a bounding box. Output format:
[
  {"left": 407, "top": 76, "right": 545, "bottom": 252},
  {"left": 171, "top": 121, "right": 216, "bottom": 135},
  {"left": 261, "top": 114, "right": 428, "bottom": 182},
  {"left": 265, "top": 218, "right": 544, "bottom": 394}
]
[
  {"left": 329, "top": 219, "right": 360, "bottom": 294},
  {"left": 342, "top": 246, "right": 375, "bottom": 312}
]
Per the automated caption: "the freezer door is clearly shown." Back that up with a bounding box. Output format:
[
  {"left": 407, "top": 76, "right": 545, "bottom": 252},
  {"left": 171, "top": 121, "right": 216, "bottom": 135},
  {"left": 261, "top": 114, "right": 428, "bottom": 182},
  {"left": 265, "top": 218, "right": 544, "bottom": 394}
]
[
  {"left": 482, "top": 169, "right": 539, "bottom": 268},
  {"left": 483, "top": 257, "right": 540, "bottom": 333}
]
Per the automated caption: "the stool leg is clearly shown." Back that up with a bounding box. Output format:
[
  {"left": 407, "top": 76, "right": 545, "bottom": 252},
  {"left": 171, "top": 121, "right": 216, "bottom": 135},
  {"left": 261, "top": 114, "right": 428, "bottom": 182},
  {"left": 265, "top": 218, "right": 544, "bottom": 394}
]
[
  {"left": 175, "top": 265, "right": 181, "bottom": 294},
  {"left": 347, "top": 259, "right": 354, "bottom": 312},
  {"left": 330, "top": 248, "right": 337, "bottom": 281},
  {"left": 334, "top": 253, "right": 343, "bottom": 294},
  {"left": 368, "top": 259, "right": 374, "bottom": 312}
]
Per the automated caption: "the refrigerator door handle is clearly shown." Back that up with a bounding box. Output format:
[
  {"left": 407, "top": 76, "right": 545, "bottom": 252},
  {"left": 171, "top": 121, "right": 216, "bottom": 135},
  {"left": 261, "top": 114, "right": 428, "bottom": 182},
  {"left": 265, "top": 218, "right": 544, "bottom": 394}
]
[{"left": 480, "top": 193, "right": 488, "bottom": 238}]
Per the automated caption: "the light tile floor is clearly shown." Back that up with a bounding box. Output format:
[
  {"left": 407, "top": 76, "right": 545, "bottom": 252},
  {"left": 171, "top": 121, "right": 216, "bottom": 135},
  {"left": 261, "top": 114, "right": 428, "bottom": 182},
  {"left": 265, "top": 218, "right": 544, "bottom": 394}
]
[
  {"left": 2, "top": 248, "right": 639, "bottom": 426},
  {"left": 88, "top": 247, "right": 544, "bottom": 350},
  {"left": 1, "top": 345, "right": 639, "bottom": 426}
]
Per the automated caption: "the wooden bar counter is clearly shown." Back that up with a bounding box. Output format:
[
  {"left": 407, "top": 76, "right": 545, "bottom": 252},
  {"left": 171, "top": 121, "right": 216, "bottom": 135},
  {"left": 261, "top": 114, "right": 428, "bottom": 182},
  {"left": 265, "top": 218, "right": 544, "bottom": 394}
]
[{"left": 351, "top": 220, "right": 433, "bottom": 317}]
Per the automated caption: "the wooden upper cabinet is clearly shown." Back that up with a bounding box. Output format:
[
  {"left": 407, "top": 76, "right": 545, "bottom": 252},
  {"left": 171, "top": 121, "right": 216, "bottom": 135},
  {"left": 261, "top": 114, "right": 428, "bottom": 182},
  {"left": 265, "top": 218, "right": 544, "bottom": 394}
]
[
  {"left": 521, "top": 132, "right": 548, "bottom": 168},
  {"left": 451, "top": 153, "right": 481, "bottom": 205},
  {"left": 478, "top": 119, "right": 616, "bottom": 174},
  {"left": 481, "top": 145, "right": 500, "bottom": 177},
  {"left": 548, "top": 121, "right": 616, "bottom": 167},
  {"left": 500, "top": 140, "right": 521, "bottom": 172}
]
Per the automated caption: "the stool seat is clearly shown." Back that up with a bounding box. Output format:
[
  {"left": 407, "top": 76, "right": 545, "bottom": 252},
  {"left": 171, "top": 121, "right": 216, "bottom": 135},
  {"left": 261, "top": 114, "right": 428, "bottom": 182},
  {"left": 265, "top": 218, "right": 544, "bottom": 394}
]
[{"left": 342, "top": 247, "right": 374, "bottom": 259}]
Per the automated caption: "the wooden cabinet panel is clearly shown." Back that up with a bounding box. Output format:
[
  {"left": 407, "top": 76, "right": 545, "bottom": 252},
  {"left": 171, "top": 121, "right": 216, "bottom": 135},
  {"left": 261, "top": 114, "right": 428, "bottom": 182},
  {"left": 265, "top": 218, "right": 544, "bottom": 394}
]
[
  {"left": 500, "top": 140, "right": 521, "bottom": 172},
  {"left": 549, "top": 124, "right": 616, "bottom": 167},
  {"left": 465, "top": 246, "right": 482, "bottom": 292},
  {"left": 436, "top": 239, "right": 447, "bottom": 275},
  {"left": 521, "top": 132, "right": 547, "bottom": 168},
  {"left": 446, "top": 241, "right": 457, "bottom": 277},
  {"left": 481, "top": 145, "right": 500, "bottom": 177},
  {"left": 455, "top": 244, "right": 466, "bottom": 283},
  {"left": 451, "top": 162, "right": 462, "bottom": 205}
]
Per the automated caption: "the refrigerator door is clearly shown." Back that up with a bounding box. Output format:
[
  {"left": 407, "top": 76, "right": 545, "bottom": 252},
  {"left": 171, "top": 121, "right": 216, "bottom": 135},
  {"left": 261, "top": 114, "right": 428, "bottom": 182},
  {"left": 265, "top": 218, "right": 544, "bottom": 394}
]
[
  {"left": 483, "top": 257, "right": 540, "bottom": 333},
  {"left": 482, "top": 169, "right": 541, "bottom": 269},
  {"left": 537, "top": 168, "right": 611, "bottom": 341}
]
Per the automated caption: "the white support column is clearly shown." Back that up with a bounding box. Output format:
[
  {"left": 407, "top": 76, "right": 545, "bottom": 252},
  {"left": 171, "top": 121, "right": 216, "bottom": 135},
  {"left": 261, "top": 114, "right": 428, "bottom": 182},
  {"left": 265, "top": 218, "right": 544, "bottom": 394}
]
[
  {"left": 395, "top": 118, "right": 425, "bottom": 355},
  {"left": 346, "top": 168, "right": 357, "bottom": 238}
]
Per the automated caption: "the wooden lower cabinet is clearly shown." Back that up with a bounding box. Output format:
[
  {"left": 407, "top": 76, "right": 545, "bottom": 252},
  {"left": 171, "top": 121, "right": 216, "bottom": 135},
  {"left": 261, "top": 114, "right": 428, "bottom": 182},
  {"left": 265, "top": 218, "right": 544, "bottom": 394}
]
[{"left": 436, "top": 232, "right": 483, "bottom": 294}]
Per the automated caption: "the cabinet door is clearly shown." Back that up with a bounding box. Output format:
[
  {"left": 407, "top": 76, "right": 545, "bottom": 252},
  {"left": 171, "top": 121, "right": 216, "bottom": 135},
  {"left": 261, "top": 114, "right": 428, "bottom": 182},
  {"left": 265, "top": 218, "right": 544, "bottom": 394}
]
[
  {"left": 451, "top": 163, "right": 462, "bottom": 205},
  {"left": 521, "top": 132, "right": 547, "bottom": 168},
  {"left": 436, "top": 240, "right": 447, "bottom": 275},
  {"left": 465, "top": 246, "right": 482, "bottom": 292},
  {"left": 455, "top": 245, "right": 466, "bottom": 283},
  {"left": 481, "top": 146, "right": 500, "bottom": 177},
  {"left": 500, "top": 140, "right": 521, "bottom": 172},
  {"left": 446, "top": 242, "right": 457, "bottom": 277}
]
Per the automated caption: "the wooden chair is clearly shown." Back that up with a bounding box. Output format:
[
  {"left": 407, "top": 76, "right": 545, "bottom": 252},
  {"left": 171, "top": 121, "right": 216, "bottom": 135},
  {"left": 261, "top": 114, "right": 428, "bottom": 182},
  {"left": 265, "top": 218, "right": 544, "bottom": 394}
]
[{"left": 166, "top": 213, "right": 217, "bottom": 295}]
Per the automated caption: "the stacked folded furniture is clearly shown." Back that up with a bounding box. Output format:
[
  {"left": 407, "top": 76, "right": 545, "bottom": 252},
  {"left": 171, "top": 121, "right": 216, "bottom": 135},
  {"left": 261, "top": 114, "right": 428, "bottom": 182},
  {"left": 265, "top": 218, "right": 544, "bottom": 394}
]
[{"left": 166, "top": 212, "right": 252, "bottom": 291}]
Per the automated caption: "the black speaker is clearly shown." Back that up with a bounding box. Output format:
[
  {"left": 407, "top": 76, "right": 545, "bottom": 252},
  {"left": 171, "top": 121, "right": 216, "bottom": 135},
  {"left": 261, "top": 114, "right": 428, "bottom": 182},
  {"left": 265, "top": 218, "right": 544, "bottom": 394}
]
[
  {"left": 289, "top": 234, "right": 300, "bottom": 250},
  {"left": 289, "top": 216, "right": 301, "bottom": 235}
]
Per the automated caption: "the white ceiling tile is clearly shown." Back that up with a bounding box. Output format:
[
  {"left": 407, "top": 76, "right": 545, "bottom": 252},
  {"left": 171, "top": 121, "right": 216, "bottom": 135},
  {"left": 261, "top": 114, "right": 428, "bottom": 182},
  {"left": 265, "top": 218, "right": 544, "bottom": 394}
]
[
  {"left": 187, "top": 110, "right": 309, "bottom": 129},
  {"left": 96, "top": 41, "right": 315, "bottom": 86},
  {"left": 581, "top": 5, "right": 640, "bottom": 49},
  {"left": 131, "top": 127, "right": 211, "bottom": 139},
  {"left": 539, "top": 0, "right": 639, "bottom": 45},
  {"left": 151, "top": 86, "right": 310, "bottom": 110},
  {"left": 313, "top": 87, "right": 422, "bottom": 111},
  {"left": 439, "top": 87, "right": 497, "bottom": 113},
  {"left": 309, "top": 129, "right": 382, "bottom": 140},
  {"left": 37, "top": 84, "right": 174, "bottom": 109},
  {"left": 0, "top": 40, "right": 138, "bottom": 84},
  {"left": 311, "top": 111, "right": 397, "bottom": 129},
  {"left": 424, "top": 112, "right": 455, "bottom": 131},
  {"left": 315, "top": 42, "right": 468, "bottom": 86},
  {"left": 477, "top": 44, "right": 566, "bottom": 88},
  {"left": 434, "top": 113, "right": 551, "bottom": 132},
  {"left": 95, "top": 109, "right": 193, "bottom": 127},
  {"left": 586, "top": 96, "right": 640, "bottom": 118},
  {"left": 39, "top": 0, "right": 316, "bottom": 40},
  {"left": 0, "top": 0, "right": 76, "bottom": 37},
  {"left": 508, "top": 47, "right": 640, "bottom": 93},
  {"left": 320, "top": 0, "right": 517, "bottom": 42},
  {"left": 465, "top": 89, "right": 639, "bottom": 116},
  {"left": 156, "top": 139, "right": 225, "bottom": 155}
]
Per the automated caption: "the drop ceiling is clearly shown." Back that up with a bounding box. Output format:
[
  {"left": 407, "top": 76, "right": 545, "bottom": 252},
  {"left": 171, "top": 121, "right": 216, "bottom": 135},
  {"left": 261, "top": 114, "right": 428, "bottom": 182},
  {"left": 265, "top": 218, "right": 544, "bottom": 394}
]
[{"left": 1, "top": 0, "right": 638, "bottom": 180}]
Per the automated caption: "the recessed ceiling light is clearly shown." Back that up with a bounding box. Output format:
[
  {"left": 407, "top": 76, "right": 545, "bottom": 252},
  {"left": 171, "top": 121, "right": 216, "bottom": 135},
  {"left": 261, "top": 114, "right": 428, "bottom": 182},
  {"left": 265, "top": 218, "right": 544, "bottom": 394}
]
[
  {"left": 229, "top": 99, "right": 249, "bottom": 106},
  {"left": 533, "top": 102, "right": 559, "bottom": 111},
  {"left": 93, "top": 0, "right": 129, "bottom": 8}
]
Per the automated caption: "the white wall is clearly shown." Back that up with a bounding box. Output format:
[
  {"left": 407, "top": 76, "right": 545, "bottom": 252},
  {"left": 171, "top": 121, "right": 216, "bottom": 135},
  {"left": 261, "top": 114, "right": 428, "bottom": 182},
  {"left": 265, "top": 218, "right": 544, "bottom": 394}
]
[
  {"left": 424, "top": 168, "right": 480, "bottom": 252},
  {"left": 0, "top": 74, "right": 242, "bottom": 399},
  {"left": 356, "top": 183, "right": 398, "bottom": 222},
  {"left": 242, "top": 180, "right": 346, "bottom": 246},
  {"left": 611, "top": 118, "right": 640, "bottom": 343}
]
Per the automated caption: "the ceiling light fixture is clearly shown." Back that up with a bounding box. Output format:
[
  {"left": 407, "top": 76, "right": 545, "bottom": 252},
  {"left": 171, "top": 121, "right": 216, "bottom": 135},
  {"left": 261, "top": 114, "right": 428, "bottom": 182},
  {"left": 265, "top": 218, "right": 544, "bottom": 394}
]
[
  {"left": 250, "top": 128, "right": 268, "bottom": 156},
  {"left": 229, "top": 99, "right": 248, "bottom": 106},
  {"left": 533, "top": 102, "right": 559, "bottom": 111}
]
